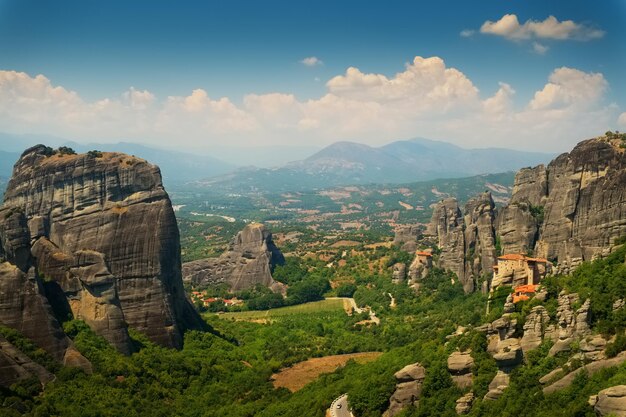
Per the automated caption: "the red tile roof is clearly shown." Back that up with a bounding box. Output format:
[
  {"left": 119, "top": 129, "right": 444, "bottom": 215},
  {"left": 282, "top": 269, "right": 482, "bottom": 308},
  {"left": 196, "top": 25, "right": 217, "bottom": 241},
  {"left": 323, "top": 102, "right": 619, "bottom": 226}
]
[{"left": 415, "top": 251, "right": 432, "bottom": 257}]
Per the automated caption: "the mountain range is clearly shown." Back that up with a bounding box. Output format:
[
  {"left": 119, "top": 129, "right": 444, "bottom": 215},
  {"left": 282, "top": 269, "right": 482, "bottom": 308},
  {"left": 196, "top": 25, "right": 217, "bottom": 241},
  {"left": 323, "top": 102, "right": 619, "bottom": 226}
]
[
  {"left": 200, "top": 138, "right": 555, "bottom": 191},
  {"left": 0, "top": 133, "right": 554, "bottom": 188}
]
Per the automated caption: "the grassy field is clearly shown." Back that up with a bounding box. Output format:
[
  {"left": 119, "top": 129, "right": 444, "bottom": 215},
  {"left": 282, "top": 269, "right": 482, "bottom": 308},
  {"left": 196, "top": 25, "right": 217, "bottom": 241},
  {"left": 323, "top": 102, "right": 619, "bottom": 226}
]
[{"left": 214, "top": 298, "right": 348, "bottom": 321}]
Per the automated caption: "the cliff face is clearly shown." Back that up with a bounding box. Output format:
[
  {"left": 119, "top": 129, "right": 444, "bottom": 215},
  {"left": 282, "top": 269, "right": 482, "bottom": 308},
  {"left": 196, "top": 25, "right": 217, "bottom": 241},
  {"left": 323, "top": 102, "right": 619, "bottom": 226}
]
[
  {"left": 183, "top": 223, "right": 285, "bottom": 292},
  {"left": 427, "top": 193, "right": 497, "bottom": 293},
  {"left": 498, "top": 137, "right": 626, "bottom": 272},
  {"left": 0, "top": 145, "right": 204, "bottom": 354}
]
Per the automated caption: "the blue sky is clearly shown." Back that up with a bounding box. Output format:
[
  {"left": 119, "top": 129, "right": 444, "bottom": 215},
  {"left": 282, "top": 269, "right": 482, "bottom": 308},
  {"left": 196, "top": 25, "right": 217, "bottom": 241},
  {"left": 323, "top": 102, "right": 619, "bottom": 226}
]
[{"left": 0, "top": 0, "right": 624, "bottom": 152}]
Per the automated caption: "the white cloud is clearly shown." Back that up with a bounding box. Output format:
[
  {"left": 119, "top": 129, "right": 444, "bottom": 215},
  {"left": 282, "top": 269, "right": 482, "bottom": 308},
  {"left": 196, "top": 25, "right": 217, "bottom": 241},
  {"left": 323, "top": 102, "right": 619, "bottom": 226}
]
[
  {"left": 618, "top": 112, "right": 626, "bottom": 128},
  {"left": 480, "top": 14, "right": 605, "bottom": 41},
  {"left": 483, "top": 82, "right": 515, "bottom": 115},
  {"left": 327, "top": 56, "right": 479, "bottom": 110},
  {"left": 300, "top": 56, "right": 323, "bottom": 67},
  {"left": 122, "top": 87, "right": 155, "bottom": 110},
  {"left": 532, "top": 42, "right": 549, "bottom": 55},
  {"left": 528, "top": 67, "right": 607, "bottom": 111},
  {"left": 460, "top": 29, "right": 475, "bottom": 38},
  {"left": 0, "top": 61, "right": 616, "bottom": 152}
]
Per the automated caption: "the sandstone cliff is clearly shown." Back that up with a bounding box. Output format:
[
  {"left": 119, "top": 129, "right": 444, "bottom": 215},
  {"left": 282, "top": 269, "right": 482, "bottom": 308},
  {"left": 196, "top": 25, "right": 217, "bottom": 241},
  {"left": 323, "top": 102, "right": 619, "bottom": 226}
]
[
  {"left": 498, "top": 137, "right": 626, "bottom": 271},
  {"left": 427, "top": 192, "right": 497, "bottom": 293},
  {"left": 183, "top": 223, "right": 286, "bottom": 292},
  {"left": 0, "top": 145, "right": 205, "bottom": 355}
]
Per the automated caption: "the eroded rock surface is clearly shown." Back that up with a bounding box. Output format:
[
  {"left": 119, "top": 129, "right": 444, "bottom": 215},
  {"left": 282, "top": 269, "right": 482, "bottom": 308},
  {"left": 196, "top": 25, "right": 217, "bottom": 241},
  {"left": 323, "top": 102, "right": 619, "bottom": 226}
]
[
  {"left": 393, "top": 225, "right": 422, "bottom": 252},
  {"left": 183, "top": 223, "right": 285, "bottom": 293},
  {"left": 427, "top": 193, "right": 497, "bottom": 293},
  {"left": 384, "top": 363, "right": 426, "bottom": 417},
  {"left": 0, "top": 145, "right": 204, "bottom": 354},
  {"left": 498, "top": 137, "right": 626, "bottom": 272},
  {"left": 590, "top": 385, "right": 626, "bottom": 416}
]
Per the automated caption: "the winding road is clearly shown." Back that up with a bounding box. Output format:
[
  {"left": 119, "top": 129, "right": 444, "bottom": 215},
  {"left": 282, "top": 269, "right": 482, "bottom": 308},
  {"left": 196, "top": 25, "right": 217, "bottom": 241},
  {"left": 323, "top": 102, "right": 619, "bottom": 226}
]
[{"left": 330, "top": 394, "right": 353, "bottom": 417}]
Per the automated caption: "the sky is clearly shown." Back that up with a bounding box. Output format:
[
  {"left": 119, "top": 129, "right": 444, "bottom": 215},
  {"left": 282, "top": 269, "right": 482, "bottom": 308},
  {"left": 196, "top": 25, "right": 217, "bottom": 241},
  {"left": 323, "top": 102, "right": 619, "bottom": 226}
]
[{"left": 0, "top": 0, "right": 625, "bottom": 154}]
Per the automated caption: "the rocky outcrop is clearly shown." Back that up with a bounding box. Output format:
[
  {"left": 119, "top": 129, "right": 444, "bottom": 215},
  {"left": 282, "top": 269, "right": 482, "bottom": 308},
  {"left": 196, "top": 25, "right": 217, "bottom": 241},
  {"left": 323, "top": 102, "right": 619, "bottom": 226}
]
[
  {"left": 0, "top": 145, "right": 205, "bottom": 354},
  {"left": 393, "top": 225, "right": 422, "bottom": 252},
  {"left": 384, "top": 363, "right": 426, "bottom": 417},
  {"left": 492, "top": 338, "right": 523, "bottom": 368},
  {"left": 520, "top": 306, "right": 551, "bottom": 353},
  {"left": 0, "top": 334, "right": 54, "bottom": 389},
  {"left": 407, "top": 253, "right": 432, "bottom": 284},
  {"left": 543, "top": 352, "right": 626, "bottom": 395},
  {"left": 549, "top": 292, "right": 591, "bottom": 356},
  {"left": 495, "top": 202, "right": 539, "bottom": 256},
  {"left": 183, "top": 223, "right": 285, "bottom": 292},
  {"left": 391, "top": 263, "right": 407, "bottom": 284},
  {"left": 484, "top": 370, "right": 510, "bottom": 401},
  {"left": 447, "top": 350, "right": 474, "bottom": 389},
  {"left": 455, "top": 392, "right": 474, "bottom": 415},
  {"left": 498, "top": 137, "right": 626, "bottom": 271},
  {"left": 427, "top": 193, "right": 497, "bottom": 293},
  {"left": 463, "top": 193, "right": 497, "bottom": 285},
  {"left": 589, "top": 385, "right": 626, "bottom": 416},
  {"left": 428, "top": 198, "right": 467, "bottom": 289}
]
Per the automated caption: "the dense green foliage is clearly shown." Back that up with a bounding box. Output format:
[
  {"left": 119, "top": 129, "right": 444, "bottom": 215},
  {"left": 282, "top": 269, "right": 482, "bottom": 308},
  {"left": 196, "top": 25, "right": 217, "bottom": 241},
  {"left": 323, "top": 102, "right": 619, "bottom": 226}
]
[{"left": 3, "top": 239, "right": 626, "bottom": 417}]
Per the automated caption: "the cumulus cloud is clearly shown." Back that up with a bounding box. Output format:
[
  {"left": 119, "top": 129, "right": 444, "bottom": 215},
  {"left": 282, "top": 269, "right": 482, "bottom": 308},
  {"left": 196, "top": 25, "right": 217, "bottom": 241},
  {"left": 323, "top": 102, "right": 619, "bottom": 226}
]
[
  {"left": 528, "top": 67, "right": 607, "bottom": 110},
  {"left": 300, "top": 56, "right": 323, "bottom": 67},
  {"left": 327, "top": 56, "right": 478, "bottom": 110},
  {"left": 0, "top": 59, "right": 616, "bottom": 151},
  {"left": 460, "top": 29, "right": 475, "bottom": 38},
  {"left": 480, "top": 14, "right": 605, "bottom": 41},
  {"left": 618, "top": 112, "right": 626, "bottom": 128}
]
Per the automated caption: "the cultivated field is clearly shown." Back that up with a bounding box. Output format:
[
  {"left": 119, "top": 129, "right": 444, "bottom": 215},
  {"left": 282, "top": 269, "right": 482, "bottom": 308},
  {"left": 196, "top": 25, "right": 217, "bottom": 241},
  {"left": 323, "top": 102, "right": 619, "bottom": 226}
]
[
  {"left": 215, "top": 298, "right": 349, "bottom": 321},
  {"left": 271, "top": 352, "right": 383, "bottom": 392}
]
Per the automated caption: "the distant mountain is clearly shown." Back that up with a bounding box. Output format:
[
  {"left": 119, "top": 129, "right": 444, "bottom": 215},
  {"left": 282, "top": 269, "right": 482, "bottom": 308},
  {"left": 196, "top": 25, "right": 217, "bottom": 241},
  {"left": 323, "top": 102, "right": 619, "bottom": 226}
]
[
  {"left": 200, "top": 138, "right": 555, "bottom": 191},
  {"left": 65, "top": 142, "right": 236, "bottom": 184},
  {"left": 0, "top": 135, "right": 236, "bottom": 184}
]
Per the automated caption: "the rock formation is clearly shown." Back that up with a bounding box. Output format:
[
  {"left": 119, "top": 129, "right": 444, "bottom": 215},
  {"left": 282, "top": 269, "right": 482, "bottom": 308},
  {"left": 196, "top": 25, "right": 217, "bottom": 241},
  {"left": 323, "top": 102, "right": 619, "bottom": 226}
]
[
  {"left": 393, "top": 225, "right": 422, "bottom": 252},
  {"left": 455, "top": 392, "right": 474, "bottom": 415},
  {"left": 497, "top": 136, "right": 626, "bottom": 272},
  {"left": 391, "top": 262, "right": 407, "bottom": 284},
  {"left": 0, "top": 334, "right": 54, "bottom": 389},
  {"left": 549, "top": 292, "right": 591, "bottom": 356},
  {"left": 520, "top": 306, "right": 551, "bottom": 352},
  {"left": 384, "top": 362, "right": 426, "bottom": 417},
  {"left": 589, "top": 385, "right": 626, "bottom": 416},
  {"left": 0, "top": 145, "right": 205, "bottom": 355},
  {"left": 447, "top": 350, "right": 474, "bottom": 389},
  {"left": 183, "top": 223, "right": 286, "bottom": 292},
  {"left": 407, "top": 252, "right": 432, "bottom": 285},
  {"left": 427, "top": 193, "right": 497, "bottom": 293},
  {"left": 421, "top": 135, "right": 625, "bottom": 293}
]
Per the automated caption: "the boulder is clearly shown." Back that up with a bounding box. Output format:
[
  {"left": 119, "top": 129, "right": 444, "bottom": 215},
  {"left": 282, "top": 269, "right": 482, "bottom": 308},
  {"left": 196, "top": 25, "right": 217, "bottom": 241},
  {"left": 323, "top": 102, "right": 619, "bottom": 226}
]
[
  {"left": 455, "top": 392, "right": 474, "bottom": 415},
  {"left": 492, "top": 338, "right": 523, "bottom": 368},
  {"left": 590, "top": 385, "right": 626, "bottom": 416},
  {"left": 394, "top": 363, "right": 426, "bottom": 383},
  {"left": 385, "top": 381, "right": 421, "bottom": 417},
  {"left": 447, "top": 351, "right": 474, "bottom": 374}
]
